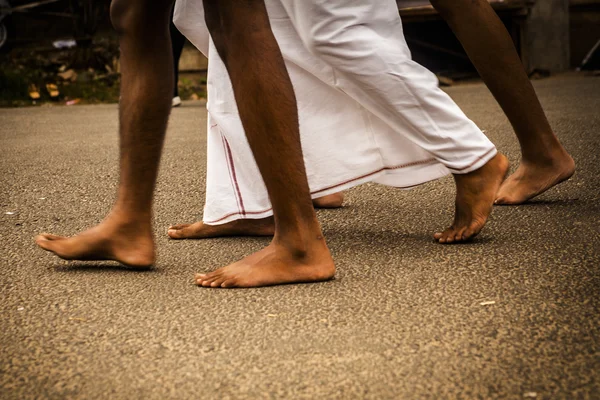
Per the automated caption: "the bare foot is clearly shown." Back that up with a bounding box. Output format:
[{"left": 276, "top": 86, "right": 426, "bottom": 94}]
[
  {"left": 168, "top": 192, "right": 343, "bottom": 240},
  {"left": 434, "top": 153, "right": 509, "bottom": 244},
  {"left": 495, "top": 151, "right": 575, "bottom": 205},
  {"left": 195, "top": 238, "right": 335, "bottom": 288},
  {"left": 35, "top": 215, "right": 154, "bottom": 268},
  {"left": 168, "top": 217, "right": 275, "bottom": 239},
  {"left": 313, "top": 192, "right": 344, "bottom": 208}
]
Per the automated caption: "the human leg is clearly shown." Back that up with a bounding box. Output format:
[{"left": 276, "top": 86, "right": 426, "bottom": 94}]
[
  {"left": 35, "top": 0, "right": 175, "bottom": 267},
  {"left": 280, "top": 0, "right": 508, "bottom": 242},
  {"left": 430, "top": 0, "right": 574, "bottom": 204},
  {"left": 194, "top": 0, "right": 334, "bottom": 287}
]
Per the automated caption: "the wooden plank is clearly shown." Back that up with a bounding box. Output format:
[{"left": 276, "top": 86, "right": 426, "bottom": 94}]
[
  {"left": 570, "top": 0, "right": 600, "bottom": 6},
  {"left": 398, "top": 0, "right": 535, "bottom": 18},
  {"left": 1, "top": 0, "right": 62, "bottom": 13}
]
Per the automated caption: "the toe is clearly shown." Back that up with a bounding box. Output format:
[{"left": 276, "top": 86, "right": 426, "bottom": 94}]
[
  {"left": 167, "top": 229, "right": 183, "bottom": 239},
  {"left": 36, "top": 233, "right": 64, "bottom": 241},
  {"left": 168, "top": 224, "right": 189, "bottom": 230},
  {"left": 210, "top": 276, "right": 228, "bottom": 288},
  {"left": 167, "top": 224, "right": 191, "bottom": 239},
  {"left": 220, "top": 279, "right": 235, "bottom": 288},
  {"left": 463, "top": 223, "right": 483, "bottom": 240},
  {"left": 196, "top": 271, "right": 223, "bottom": 287},
  {"left": 195, "top": 277, "right": 212, "bottom": 286},
  {"left": 200, "top": 276, "right": 223, "bottom": 287},
  {"left": 495, "top": 187, "right": 524, "bottom": 205},
  {"left": 454, "top": 227, "right": 468, "bottom": 242},
  {"left": 35, "top": 234, "right": 65, "bottom": 251},
  {"left": 494, "top": 195, "right": 511, "bottom": 205},
  {"left": 436, "top": 227, "right": 456, "bottom": 244},
  {"left": 194, "top": 273, "right": 208, "bottom": 285},
  {"left": 36, "top": 239, "right": 54, "bottom": 251},
  {"left": 498, "top": 197, "right": 520, "bottom": 206}
]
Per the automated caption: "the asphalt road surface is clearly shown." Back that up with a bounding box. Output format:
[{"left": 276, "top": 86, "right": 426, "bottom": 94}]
[{"left": 1, "top": 75, "right": 599, "bottom": 399}]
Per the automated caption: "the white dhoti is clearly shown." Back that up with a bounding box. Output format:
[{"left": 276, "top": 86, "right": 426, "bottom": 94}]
[{"left": 173, "top": 0, "right": 497, "bottom": 225}]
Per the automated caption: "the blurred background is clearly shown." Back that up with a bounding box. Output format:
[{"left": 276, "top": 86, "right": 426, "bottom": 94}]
[{"left": 0, "top": 0, "right": 598, "bottom": 107}]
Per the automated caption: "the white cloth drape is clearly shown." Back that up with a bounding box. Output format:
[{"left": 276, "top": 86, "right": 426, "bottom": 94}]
[{"left": 174, "top": 0, "right": 496, "bottom": 225}]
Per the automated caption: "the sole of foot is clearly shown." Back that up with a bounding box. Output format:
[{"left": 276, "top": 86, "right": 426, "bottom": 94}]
[
  {"left": 434, "top": 153, "right": 509, "bottom": 244},
  {"left": 35, "top": 222, "right": 155, "bottom": 268},
  {"left": 195, "top": 239, "right": 335, "bottom": 288},
  {"left": 495, "top": 152, "right": 575, "bottom": 205}
]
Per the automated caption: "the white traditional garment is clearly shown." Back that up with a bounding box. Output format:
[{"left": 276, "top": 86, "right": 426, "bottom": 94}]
[{"left": 173, "top": 0, "right": 497, "bottom": 225}]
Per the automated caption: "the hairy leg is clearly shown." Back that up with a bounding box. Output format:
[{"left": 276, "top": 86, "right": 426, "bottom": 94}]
[
  {"left": 195, "top": 0, "right": 335, "bottom": 287},
  {"left": 35, "top": 0, "right": 175, "bottom": 268},
  {"left": 431, "top": 0, "right": 575, "bottom": 204}
]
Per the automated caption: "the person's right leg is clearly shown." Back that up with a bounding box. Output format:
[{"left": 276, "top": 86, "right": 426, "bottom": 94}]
[
  {"left": 281, "top": 0, "right": 508, "bottom": 243},
  {"left": 35, "top": 0, "right": 175, "bottom": 267},
  {"left": 430, "top": 0, "right": 574, "bottom": 205},
  {"left": 194, "top": 0, "right": 335, "bottom": 287}
]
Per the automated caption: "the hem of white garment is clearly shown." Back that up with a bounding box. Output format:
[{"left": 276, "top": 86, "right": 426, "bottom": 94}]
[
  {"left": 446, "top": 147, "right": 498, "bottom": 175},
  {"left": 202, "top": 162, "right": 450, "bottom": 226}
]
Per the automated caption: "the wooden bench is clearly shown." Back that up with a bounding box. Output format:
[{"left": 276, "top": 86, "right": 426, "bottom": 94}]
[
  {"left": 396, "top": 0, "right": 571, "bottom": 73},
  {"left": 397, "top": 0, "right": 534, "bottom": 21}
]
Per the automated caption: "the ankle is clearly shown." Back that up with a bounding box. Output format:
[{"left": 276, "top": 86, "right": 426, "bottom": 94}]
[
  {"left": 105, "top": 208, "right": 152, "bottom": 233},
  {"left": 520, "top": 147, "right": 573, "bottom": 167},
  {"left": 273, "top": 228, "right": 328, "bottom": 259},
  {"left": 520, "top": 137, "right": 570, "bottom": 163}
]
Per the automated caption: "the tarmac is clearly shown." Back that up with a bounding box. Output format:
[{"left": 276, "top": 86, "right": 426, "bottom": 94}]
[{"left": 0, "top": 75, "right": 598, "bottom": 399}]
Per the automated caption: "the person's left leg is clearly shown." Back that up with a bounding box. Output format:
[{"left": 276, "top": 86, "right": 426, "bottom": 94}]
[
  {"left": 35, "top": 0, "right": 175, "bottom": 267},
  {"left": 194, "top": 0, "right": 335, "bottom": 287},
  {"left": 430, "top": 0, "right": 574, "bottom": 205}
]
